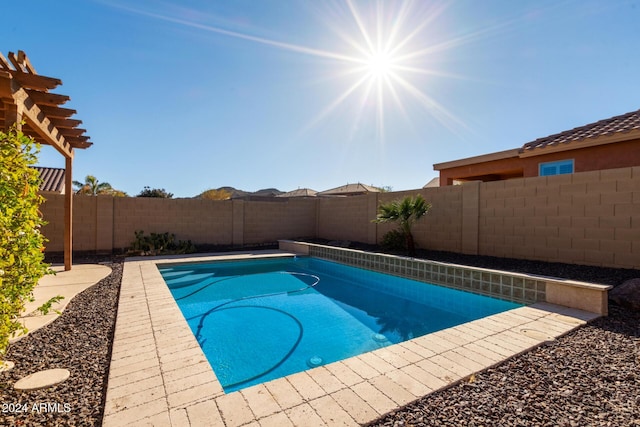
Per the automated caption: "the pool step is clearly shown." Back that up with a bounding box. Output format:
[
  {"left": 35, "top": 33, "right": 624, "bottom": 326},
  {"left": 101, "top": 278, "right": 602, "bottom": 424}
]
[
  {"left": 165, "top": 273, "right": 216, "bottom": 288},
  {"left": 161, "top": 270, "right": 196, "bottom": 280}
]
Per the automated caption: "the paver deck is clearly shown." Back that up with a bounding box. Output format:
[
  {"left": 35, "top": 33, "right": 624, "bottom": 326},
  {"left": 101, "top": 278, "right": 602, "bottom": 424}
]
[{"left": 103, "top": 251, "right": 601, "bottom": 427}]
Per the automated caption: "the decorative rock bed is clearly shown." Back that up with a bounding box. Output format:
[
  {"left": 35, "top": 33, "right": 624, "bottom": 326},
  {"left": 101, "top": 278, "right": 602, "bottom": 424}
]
[
  {"left": 0, "top": 259, "right": 121, "bottom": 427},
  {"left": 367, "top": 303, "right": 640, "bottom": 427}
]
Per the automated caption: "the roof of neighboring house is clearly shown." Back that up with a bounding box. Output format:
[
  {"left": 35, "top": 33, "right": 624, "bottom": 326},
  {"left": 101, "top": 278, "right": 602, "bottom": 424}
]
[
  {"left": 32, "top": 166, "right": 65, "bottom": 193},
  {"left": 422, "top": 177, "right": 440, "bottom": 188},
  {"left": 521, "top": 108, "right": 640, "bottom": 154},
  {"left": 317, "top": 183, "right": 381, "bottom": 196},
  {"left": 277, "top": 188, "right": 318, "bottom": 198}
]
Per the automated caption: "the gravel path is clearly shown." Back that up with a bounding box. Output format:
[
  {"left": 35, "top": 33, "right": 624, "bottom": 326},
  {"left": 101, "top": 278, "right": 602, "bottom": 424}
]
[
  {"left": 0, "top": 250, "right": 638, "bottom": 426},
  {"left": 0, "top": 258, "right": 122, "bottom": 427}
]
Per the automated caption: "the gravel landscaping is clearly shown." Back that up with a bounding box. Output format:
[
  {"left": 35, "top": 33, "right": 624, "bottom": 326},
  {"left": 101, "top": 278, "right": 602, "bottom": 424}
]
[
  {"left": 0, "top": 257, "right": 122, "bottom": 427},
  {"left": 0, "top": 248, "right": 638, "bottom": 426},
  {"left": 367, "top": 303, "right": 640, "bottom": 427}
]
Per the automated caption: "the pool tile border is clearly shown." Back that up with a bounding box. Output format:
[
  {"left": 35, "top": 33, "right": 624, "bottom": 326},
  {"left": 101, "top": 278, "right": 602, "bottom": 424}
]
[
  {"left": 103, "top": 251, "right": 602, "bottom": 427},
  {"left": 280, "top": 240, "right": 611, "bottom": 315}
]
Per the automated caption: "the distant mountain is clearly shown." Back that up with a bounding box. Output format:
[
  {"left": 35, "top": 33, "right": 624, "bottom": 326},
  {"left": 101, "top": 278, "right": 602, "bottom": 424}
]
[
  {"left": 197, "top": 187, "right": 284, "bottom": 199},
  {"left": 217, "top": 186, "right": 248, "bottom": 199},
  {"left": 251, "top": 188, "right": 284, "bottom": 197}
]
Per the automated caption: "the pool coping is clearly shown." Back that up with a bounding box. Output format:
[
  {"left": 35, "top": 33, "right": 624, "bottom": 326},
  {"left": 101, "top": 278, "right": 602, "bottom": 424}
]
[
  {"left": 103, "top": 250, "right": 602, "bottom": 426},
  {"left": 280, "top": 240, "right": 611, "bottom": 315}
]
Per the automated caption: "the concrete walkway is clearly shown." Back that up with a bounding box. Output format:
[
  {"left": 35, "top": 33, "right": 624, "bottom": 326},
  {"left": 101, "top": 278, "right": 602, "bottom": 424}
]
[{"left": 11, "top": 263, "right": 112, "bottom": 342}]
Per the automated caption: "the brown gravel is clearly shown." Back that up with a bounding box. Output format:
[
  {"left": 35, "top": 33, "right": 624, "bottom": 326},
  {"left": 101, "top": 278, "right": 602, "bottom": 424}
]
[
  {"left": 0, "top": 257, "right": 121, "bottom": 427},
  {"left": 366, "top": 303, "right": 640, "bottom": 427}
]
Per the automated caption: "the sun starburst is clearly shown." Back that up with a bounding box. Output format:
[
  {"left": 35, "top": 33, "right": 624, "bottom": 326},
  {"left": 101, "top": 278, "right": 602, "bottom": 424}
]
[
  {"left": 105, "top": 0, "right": 471, "bottom": 143},
  {"left": 300, "top": 0, "right": 471, "bottom": 143}
]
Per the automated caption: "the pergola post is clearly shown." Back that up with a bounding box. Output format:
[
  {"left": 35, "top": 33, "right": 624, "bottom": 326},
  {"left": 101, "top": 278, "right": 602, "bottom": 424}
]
[
  {"left": 2, "top": 100, "right": 21, "bottom": 130},
  {"left": 64, "top": 156, "right": 73, "bottom": 270}
]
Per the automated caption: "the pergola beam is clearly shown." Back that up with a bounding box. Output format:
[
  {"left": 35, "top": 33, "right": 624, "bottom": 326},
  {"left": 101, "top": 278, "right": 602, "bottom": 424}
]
[
  {"left": 38, "top": 105, "right": 77, "bottom": 118},
  {"left": 9, "top": 73, "right": 61, "bottom": 91},
  {"left": 1, "top": 50, "right": 93, "bottom": 271},
  {"left": 17, "top": 89, "right": 74, "bottom": 159},
  {"left": 49, "top": 118, "right": 83, "bottom": 129},
  {"left": 26, "top": 90, "right": 70, "bottom": 106}
]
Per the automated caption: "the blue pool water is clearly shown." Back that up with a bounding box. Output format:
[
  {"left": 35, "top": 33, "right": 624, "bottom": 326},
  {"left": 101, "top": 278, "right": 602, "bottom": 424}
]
[{"left": 159, "top": 257, "right": 521, "bottom": 392}]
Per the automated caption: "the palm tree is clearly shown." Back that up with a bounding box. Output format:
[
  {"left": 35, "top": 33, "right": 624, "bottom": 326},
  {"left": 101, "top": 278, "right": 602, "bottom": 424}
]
[
  {"left": 373, "top": 194, "right": 431, "bottom": 257},
  {"left": 72, "top": 175, "right": 114, "bottom": 195}
]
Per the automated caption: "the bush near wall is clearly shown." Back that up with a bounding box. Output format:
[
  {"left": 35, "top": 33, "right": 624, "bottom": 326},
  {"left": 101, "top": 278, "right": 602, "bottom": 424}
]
[{"left": 0, "top": 128, "right": 50, "bottom": 357}]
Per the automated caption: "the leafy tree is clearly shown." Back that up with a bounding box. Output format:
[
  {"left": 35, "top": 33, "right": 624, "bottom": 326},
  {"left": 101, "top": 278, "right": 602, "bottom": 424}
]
[
  {"left": 137, "top": 186, "right": 173, "bottom": 198},
  {"left": 373, "top": 194, "right": 431, "bottom": 257},
  {"left": 198, "top": 188, "right": 231, "bottom": 200},
  {"left": 73, "top": 175, "right": 114, "bottom": 195},
  {"left": 0, "top": 127, "right": 50, "bottom": 357},
  {"left": 108, "top": 189, "right": 128, "bottom": 197}
]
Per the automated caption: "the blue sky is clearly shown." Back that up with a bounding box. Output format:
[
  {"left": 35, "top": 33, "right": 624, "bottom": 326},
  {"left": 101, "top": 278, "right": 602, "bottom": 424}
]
[{"left": 4, "top": 0, "right": 640, "bottom": 197}]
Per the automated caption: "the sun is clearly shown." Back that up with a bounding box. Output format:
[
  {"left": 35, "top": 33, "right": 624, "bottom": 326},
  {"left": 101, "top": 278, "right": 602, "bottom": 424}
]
[
  {"left": 296, "top": 0, "right": 471, "bottom": 140},
  {"left": 365, "top": 50, "right": 396, "bottom": 79}
]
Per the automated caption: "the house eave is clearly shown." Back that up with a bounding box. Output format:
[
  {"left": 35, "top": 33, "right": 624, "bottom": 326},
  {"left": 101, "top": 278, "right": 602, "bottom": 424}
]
[{"left": 433, "top": 148, "right": 520, "bottom": 171}]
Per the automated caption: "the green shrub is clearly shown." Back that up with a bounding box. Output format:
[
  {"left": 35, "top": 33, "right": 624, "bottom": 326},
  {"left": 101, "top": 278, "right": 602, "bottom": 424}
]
[
  {"left": 380, "top": 229, "right": 406, "bottom": 251},
  {"left": 129, "top": 230, "right": 196, "bottom": 256},
  {"left": 0, "top": 127, "right": 50, "bottom": 358}
]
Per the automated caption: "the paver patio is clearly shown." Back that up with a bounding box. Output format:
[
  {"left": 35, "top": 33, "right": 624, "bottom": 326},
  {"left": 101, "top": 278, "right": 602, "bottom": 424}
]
[{"left": 103, "top": 251, "right": 600, "bottom": 427}]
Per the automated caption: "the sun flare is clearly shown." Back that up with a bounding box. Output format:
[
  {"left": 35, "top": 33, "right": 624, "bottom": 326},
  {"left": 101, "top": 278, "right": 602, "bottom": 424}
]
[
  {"left": 306, "top": 0, "right": 469, "bottom": 141},
  {"left": 109, "top": 0, "right": 471, "bottom": 142}
]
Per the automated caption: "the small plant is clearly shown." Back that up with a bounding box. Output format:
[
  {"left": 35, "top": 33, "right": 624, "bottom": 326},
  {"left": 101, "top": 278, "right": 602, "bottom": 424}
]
[
  {"left": 129, "top": 230, "right": 196, "bottom": 256},
  {"left": 380, "top": 229, "right": 406, "bottom": 251},
  {"left": 373, "top": 194, "right": 431, "bottom": 257},
  {"left": 35, "top": 295, "right": 64, "bottom": 315}
]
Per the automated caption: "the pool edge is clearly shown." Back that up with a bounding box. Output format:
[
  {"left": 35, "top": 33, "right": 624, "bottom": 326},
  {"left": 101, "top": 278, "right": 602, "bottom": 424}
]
[{"left": 102, "top": 251, "right": 602, "bottom": 427}]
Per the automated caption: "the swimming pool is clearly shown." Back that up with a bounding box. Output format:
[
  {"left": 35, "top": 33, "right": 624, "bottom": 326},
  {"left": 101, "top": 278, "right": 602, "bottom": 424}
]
[{"left": 159, "top": 256, "right": 521, "bottom": 392}]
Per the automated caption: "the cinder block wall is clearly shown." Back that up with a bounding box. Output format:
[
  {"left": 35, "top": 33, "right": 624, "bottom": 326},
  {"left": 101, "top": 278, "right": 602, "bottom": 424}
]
[
  {"left": 317, "top": 194, "right": 376, "bottom": 243},
  {"left": 379, "top": 186, "right": 464, "bottom": 254},
  {"left": 477, "top": 166, "right": 640, "bottom": 268},
  {"left": 40, "top": 166, "right": 640, "bottom": 269},
  {"left": 40, "top": 193, "right": 65, "bottom": 252},
  {"left": 111, "top": 197, "right": 235, "bottom": 249},
  {"left": 243, "top": 198, "right": 317, "bottom": 244}
]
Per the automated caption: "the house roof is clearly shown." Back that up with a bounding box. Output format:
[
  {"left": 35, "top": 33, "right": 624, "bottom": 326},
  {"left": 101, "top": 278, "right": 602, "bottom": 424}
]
[
  {"left": 422, "top": 177, "right": 440, "bottom": 188},
  {"left": 32, "top": 166, "right": 65, "bottom": 193},
  {"left": 277, "top": 188, "right": 318, "bottom": 198},
  {"left": 433, "top": 148, "right": 520, "bottom": 171},
  {"left": 317, "top": 183, "right": 380, "bottom": 196},
  {"left": 435, "top": 108, "right": 640, "bottom": 170},
  {"left": 521, "top": 108, "right": 640, "bottom": 154}
]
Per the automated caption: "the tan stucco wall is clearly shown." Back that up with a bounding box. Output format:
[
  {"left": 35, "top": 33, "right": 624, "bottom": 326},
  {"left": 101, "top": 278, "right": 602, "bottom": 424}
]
[{"left": 40, "top": 165, "right": 640, "bottom": 269}]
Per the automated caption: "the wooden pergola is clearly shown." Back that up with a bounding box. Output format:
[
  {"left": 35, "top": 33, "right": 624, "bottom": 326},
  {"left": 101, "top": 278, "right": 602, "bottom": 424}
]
[{"left": 0, "top": 50, "right": 92, "bottom": 271}]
